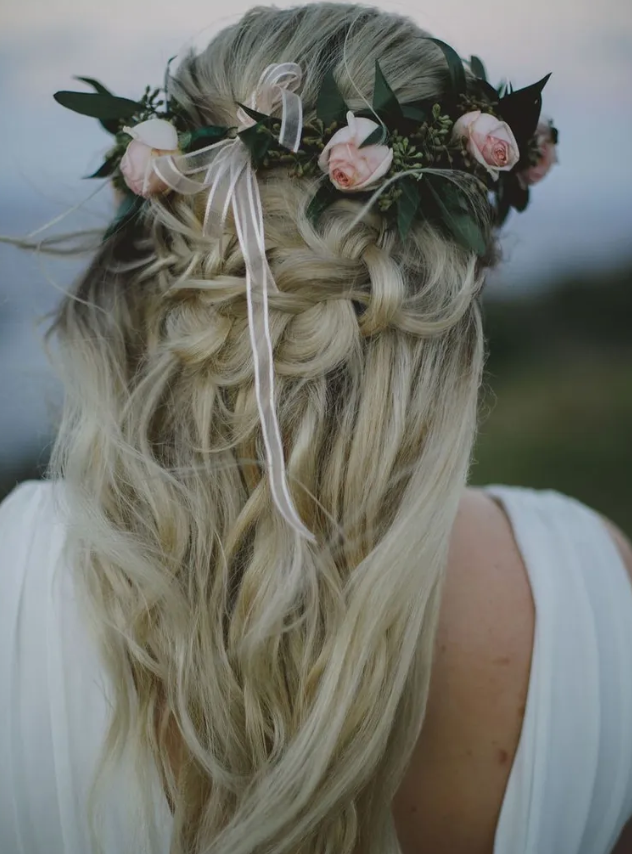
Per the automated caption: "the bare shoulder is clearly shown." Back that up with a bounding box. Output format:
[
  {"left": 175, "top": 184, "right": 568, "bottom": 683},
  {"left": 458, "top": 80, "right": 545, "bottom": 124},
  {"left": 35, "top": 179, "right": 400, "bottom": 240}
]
[
  {"left": 392, "top": 491, "right": 632, "bottom": 854},
  {"left": 393, "top": 488, "right": 535, "bottom": 854}
]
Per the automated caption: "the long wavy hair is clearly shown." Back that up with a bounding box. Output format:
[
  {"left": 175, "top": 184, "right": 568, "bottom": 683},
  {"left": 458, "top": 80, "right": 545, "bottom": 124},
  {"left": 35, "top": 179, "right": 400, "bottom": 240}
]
[{"left": 46, "top": 4, "right": 491, "bottom": 852}]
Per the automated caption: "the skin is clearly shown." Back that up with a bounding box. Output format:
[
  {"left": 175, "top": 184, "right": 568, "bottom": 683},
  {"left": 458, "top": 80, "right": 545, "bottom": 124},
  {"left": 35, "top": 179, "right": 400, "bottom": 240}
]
[{"left": 392, "top": 489, "right": 632, "bottom": 854}]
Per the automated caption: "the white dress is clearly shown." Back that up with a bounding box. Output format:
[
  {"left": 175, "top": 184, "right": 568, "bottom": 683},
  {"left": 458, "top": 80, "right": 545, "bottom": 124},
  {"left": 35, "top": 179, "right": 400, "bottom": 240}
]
[{"left": 1, "top": 480, "right": 631, "bottom": 854}]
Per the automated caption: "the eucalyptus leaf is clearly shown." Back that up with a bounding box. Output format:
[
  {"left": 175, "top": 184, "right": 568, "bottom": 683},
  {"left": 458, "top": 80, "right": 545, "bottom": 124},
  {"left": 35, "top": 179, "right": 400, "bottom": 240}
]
[
  {"left": 470, "top": 56, "right": 487, "bottom": 81},
  {"left": 372, "top": 60, "right": 403, "bottom": 121},
  {"left": 72, "top": 77, "right": 122, "bottom": 134},
  {"left": 498, "top": 73, "right": 551, "bottom": 151},
  {"left": 502, "top": 174, "right": 530, "bottom": 213},
  {"left": 85, "top": 158, "right": 118, "bottom": 179},
  {"left": 359, "top": 125, "right": 387, "bottom": 149},
  {"left": 54, "top": 91, "right": 141, "bottom": 120},
  {"left": 427, "top": 38, "right": 467, "bottom": 99},
  {"left": 236, "top": 102, "right": 271, "bottom": 125},
  {"left": 397, "top": 178, "right": 421, "bottom": 241},
  {"left": 426, "top": 176, "right": 486, "bottom": 256},
  {"left": 238, "top": 123, "right": 271, "bottom": 167},
  {"left": 401, "top": 102, "right": 429, "bottom": 123},
  {"left": 74, "top": 76, "right": 113, "bottom": 95},
  {"left": 495, "top": 176, "right": 513, "bottom": 226},
  {"left": 103, "top": 194, "right": 144, "bottom": 241},
  {"left": 306, "top": 182, "right": 337, "bottom": 227},
  {"left": 163, "top": 55, "right": 177, "bottom": 110},
  {"left": 316, "top": 69, "right": 348, "bottom": 126},
  {"left": 186, "top": 125, "right": 231, "bottom": 151}
]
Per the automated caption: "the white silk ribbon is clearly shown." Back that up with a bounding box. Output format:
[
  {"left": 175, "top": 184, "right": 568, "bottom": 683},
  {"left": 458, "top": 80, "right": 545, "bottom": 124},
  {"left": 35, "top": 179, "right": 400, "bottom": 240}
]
[{"left": 153, "top": 63, "right": 315, "bottom": 542}]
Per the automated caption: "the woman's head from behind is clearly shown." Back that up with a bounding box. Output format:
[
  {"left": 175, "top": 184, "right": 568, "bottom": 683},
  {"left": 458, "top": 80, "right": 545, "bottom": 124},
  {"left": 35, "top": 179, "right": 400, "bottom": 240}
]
[{"left": 51, "top": 5, "right": 489, "bottom": 853}]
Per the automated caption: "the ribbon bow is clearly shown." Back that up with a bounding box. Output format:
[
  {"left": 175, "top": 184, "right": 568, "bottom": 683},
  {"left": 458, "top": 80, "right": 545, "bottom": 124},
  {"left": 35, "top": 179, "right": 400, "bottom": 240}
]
[{"left": 153, "top": 63, "right": 315, "bottom": 543}]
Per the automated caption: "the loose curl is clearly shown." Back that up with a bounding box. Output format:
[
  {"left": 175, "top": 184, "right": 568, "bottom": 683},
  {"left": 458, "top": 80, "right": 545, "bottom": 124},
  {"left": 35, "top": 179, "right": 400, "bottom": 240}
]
[{"left": 46, "top": 5, "right": 492, "bottom": 853}]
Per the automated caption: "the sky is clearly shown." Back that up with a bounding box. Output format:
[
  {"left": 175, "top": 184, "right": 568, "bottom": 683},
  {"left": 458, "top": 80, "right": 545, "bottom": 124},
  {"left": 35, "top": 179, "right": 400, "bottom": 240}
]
[{"left": 1, "top": 0, "right": 632, "bottom": 469}]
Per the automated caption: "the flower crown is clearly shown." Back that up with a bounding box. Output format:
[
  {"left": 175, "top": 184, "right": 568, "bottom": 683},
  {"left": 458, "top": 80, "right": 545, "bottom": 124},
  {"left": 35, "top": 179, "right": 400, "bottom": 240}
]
[
  {"left": 53, "top": 45, "right": 558, "bottom": 543},
  {"left": 55, "top": 42, "right": 557, "bottom": 251}
]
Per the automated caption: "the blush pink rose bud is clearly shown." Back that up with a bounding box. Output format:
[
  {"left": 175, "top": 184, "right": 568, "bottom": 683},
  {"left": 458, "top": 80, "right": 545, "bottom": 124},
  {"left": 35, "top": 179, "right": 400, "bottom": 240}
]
[
  {"left": 453, "top": 111, "right": 520, "bottom": 180},
  {"left": 318, "top": 111, "right": 393, "bottom": 192},
  {"left": 517, "top": 119, "right": 559, "bottom": 188},
  {"left": 120, "top": 119, "right": 180, "bottom": 198}
]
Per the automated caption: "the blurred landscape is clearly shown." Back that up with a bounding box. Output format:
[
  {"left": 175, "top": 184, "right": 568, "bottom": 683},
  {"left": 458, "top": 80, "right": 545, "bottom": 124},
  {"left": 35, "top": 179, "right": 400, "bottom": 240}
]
[{"left": 473, "top": 261, "right": 632, "bottom": 535}]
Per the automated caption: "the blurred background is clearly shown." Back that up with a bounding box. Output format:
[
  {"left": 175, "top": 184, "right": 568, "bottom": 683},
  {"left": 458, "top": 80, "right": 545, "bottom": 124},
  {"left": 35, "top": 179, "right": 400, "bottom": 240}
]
[{"left": 1, "top": 0, "right": 631, "bottom": 532}]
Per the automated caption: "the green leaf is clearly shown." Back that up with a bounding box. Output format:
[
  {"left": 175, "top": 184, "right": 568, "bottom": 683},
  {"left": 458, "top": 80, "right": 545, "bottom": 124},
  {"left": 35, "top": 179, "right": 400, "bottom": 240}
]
[
  {"left": 238, "top": 123, "right": 271, "bottom": 167},
  {"left": 359, "top": 125, "right": 387, "bottom": 149},
  {"left": 427, "top": 38, "right": 467, "bottom": 98},
  {"left": 184, "top": 125, "right": 230, "bottom": 151},
  {"left": 103, "top": 193, "right": 144, "bottom": 241},
  {"left": 425, "top": 175, "right": 487, "bottom": 255},
  {"left": 372, "top": 60, "right": 403, "bottom": 121},
  {"left": 401, "top": 102, "right": 429, "bottom": 123},
  {"left": 72, "top": 77, "right": 121, "bottom": 134},
  {"left": 306, "top": 182, "right": 337, "bottom": 228},
  {"left": 163, "top": 54, "right": 177, "bottom": 110},
  {"left": 500, "top": 173, "right": 530, "bottom": 213},
  {"left": 54, "top": 91, "right": 141, "bottom": 120},
  {"left": 470, "top": 56, "right": 487, "bottom": 81},
  {"left": 74, "top": 76, "right": 112, "bottom": 96},
  {"left": 316, "top": 69, "right": 348, "bottom": 126},
  {"left": 85, "top": 157, "right": 118, "bottom": 179},
  {"left": 235, "top": 102, "right": 271, "bottom": 125},
  {"left": 397, "top": 178, "right": 421, "bottom": 241},
  {"left": 498, "top": 73, "right": 551, "bottom": 152}
]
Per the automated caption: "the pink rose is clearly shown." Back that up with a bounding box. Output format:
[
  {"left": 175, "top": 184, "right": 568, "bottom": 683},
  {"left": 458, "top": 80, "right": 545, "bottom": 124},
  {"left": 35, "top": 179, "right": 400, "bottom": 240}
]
[
  {"left": 120, "top": 119, "right": 180, "bottom": 198},
  {"left": 517, "top": 119, "right": 559, "bottom": 188},
  {"left": 453, "top": 111, "right": 520, "bottom": 180},
  {"left": 318, "top": 111, "right": 393, "bottom": 192}
]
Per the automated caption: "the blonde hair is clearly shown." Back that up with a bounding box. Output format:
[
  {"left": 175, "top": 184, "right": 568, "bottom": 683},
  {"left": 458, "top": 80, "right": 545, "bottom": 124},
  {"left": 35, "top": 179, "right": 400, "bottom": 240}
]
[{"left": 47, "top": 5, "right": 490, "bottom": 852}]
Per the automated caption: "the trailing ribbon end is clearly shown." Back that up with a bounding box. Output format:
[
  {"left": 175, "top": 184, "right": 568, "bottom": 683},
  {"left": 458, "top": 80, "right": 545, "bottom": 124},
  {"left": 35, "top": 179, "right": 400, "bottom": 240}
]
[{"left": 152, "top": 63, "right": 315, "bottom": 543}]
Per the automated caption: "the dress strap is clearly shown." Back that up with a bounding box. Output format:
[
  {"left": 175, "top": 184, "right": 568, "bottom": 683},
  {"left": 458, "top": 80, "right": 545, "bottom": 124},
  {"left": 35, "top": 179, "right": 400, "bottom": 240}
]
[{"left": 486, "top": 487, "right": 632, "bottom": 854}]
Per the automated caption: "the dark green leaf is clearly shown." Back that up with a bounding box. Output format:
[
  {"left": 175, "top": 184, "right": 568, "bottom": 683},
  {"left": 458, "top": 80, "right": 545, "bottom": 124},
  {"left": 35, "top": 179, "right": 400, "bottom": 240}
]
[
  {"left": 85, "top": 157, "right": 118, "bottom": 179},
  {"left": 427, "top": 38, "right": 467, "bottom": 98},
  {"left": 103, "top": 193, "right": 144, "bottom": 241},
  {"left": 372, "top": 60, "right": 403, "bottom": 121},
  {"left": 425, "top": 175, "right": 487, "bottom": 255},
  {"left": 54, "top": 91, "right": 141, "bottom": 120},
  {"left": 397, "top": 178, "right": 421, "bottom": 241},
  {"left": 185, "top": 125, "right": 230, "bottom": 151},
  {"left": 475, "top": 78, "right": 502, "bottom": 102},
  {"left": 316, "top": 69, "right": 348, "bottom": 126},
  {"left": 500, "top": 173, "right": 530, "bottom": 213},
  {"left": 359, "top": 125, "right": 387, "bottom": 149},
  {"left": 163, "top": 55, "right": 177, "bottom": 110},
  {"left": 498, "top": 73, "right": 551, "bottom": 151},
  {"left": 306, "top": 182, "right": 337, "bottom": 227},
  {"left": 72, "top": 77, "right": 122, "bottom": 134},
  {"left": 238, "top": 123, "right": 271, "bottom": 167},
  {"left": 470, "top": 56, "right": 487, "bottom": 81},
  {"left": 401, "top": 101, "right": 429, "bottom": 123},
  {"left": 74, "top": 76, "right": 112, "bottom": 96},
  {"left": 495, "top": 175, "right": 512, "bottom": 226},
  {"left": 235, "top": 102, "right": 271, "bottom": 125}
]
